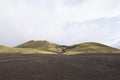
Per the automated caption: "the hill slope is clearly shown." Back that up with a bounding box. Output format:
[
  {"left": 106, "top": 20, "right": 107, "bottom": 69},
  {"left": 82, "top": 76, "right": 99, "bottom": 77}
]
[
  {"left": 65, "top": 42, "right": 120, "bottom": 54},
  {"left": 0, "top": 45, "right": 55, "bottom": 54},
  {"left": 16, "top": 40, "right": 63, "bottom": 53}
]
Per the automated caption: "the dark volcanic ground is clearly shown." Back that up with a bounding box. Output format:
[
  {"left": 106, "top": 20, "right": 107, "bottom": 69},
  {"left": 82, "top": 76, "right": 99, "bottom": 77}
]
[{"left": 0, "top": 54, "right": 120, "bottom": 80}]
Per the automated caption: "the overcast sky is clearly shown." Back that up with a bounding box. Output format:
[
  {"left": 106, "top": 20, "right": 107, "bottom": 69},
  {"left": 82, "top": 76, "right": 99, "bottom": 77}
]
[{"left": 0, "top": 0, "right": 120, "bottom": 48}]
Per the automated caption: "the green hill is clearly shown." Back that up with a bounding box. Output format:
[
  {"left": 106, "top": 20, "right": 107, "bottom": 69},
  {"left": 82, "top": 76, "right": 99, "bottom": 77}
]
[
  {"left": 0, "top": 45, "right": 6, "bottom": 48},
  {"left": 0, "top": 45, "right": 55, "bottom": 54},
  {"left": 1, "top": 41, "right": 120, "bottom": 54},
  {"left": 65, "top": 42, "right": 120, "bottom": 54},
  {"left": 16, "top": 40, "right": 63, "bottom": 53}
]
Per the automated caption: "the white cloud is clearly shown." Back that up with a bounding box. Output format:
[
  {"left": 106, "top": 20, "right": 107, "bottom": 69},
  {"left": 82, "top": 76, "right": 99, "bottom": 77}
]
[
  {"left": 0, "top": 0, "right": 120, "bottom": 46},
  {"left": 111, "top": 34, "right": 120, "bottom": 48}
]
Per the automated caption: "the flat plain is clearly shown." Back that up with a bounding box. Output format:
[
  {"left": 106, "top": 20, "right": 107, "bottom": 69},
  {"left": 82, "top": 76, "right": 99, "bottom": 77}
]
[{"left": 0, "top": 54, "right": 120, "bottom": 80}]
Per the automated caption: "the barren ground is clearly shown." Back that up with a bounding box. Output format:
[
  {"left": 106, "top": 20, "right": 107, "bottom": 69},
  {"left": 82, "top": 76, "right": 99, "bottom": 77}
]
[{"left": 0, "top": 54, "right": 120, "bottom": 80}]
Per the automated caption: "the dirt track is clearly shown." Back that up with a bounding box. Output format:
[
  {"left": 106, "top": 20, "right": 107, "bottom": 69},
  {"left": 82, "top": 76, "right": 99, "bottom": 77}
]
[{"left": 0, "top": 54, "right": 120, "bottom": 80}]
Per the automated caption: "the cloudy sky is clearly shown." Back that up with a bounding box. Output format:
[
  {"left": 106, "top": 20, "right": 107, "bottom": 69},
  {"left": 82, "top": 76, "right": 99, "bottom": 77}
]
[{"left": 0, "top": 0, "right": 120, "bottom": 48}]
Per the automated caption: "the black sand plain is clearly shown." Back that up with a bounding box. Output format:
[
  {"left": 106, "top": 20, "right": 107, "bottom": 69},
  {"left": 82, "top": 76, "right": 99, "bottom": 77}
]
[{"left": 0, "top": 53, "right": 120, "bottom": 80}]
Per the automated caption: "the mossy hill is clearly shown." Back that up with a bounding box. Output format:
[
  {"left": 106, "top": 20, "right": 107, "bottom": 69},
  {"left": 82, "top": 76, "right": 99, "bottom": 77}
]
[
  {"left": 16, "top": 40, "right": 63, "bottom": 53},
  {"left": 0, "top": 45, "right": 56, "bottom": 54},
  {"left": 15, "top": 41, "right": 120, "bottom": 54},
  {"left": 65, "top": 42, "right": 120, "bottom": 54}
]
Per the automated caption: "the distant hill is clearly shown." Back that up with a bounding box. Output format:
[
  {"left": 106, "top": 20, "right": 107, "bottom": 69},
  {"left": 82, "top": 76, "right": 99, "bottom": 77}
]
[
  {"left": 65, "top": 42, "right": 120, "bottom": 54},
  {"left": 0, "top": 45, "right": 6, "bottom": 48},
  {"left": 16, "top": 40, "right": 63, "bottom": 53},
  {"left": 0, "top": 45, "right": 56, "bottom": 54},
  {"left": 1, "top": 41, "right": 120, "bottom": 54}
]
